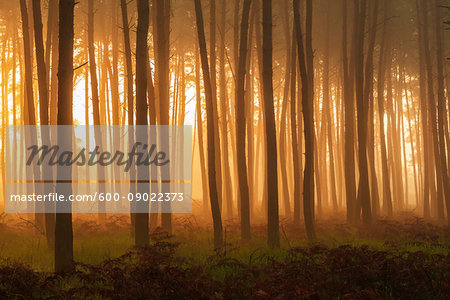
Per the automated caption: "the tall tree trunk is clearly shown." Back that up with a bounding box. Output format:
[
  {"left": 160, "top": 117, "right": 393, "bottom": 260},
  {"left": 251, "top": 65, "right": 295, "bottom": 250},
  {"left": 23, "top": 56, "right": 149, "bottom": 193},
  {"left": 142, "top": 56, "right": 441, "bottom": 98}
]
[
  {"left": 232, "top": 0, "right": 240, "bottom": 205},
  {"left": 218, "top": 0, "right": 233, "bottom": 220},
  {"left": 322, "top": 5, "right": 338, "bottom": 212},
  {"left": 32, "top": 0, "right": 55, "bottom": 248},
  {"left": 147, "top": 40, "right": 159, "bottom": 231},
  {"left": 20, "top": 0, "right": 44, "bottom": 228},
  {"left": 354, "top": 0, "right": 372, "bottom": 223},
  {"left": 155, "top": 0, "right": 172, "bottom": 232},
  {"left": 55, "top": 0, "right": 74, "bottom": 273},
  {"left": 294, "top": 0, "right": 315, "bottom": 239},
  {"left": 420, "top": 0, "right": 445, "bottom": 222},
  {"left": 377, "top": 0, "right": 393, "bottom": 216},
  {"left": 416, "top": 0, "right": 430, "bottom": 218},
  {"left": 235, "top": 0, "right": 252, "bottom": 240},
  {"left": 305, "top": 0, "right": 316, "bottom": 224},
  {"left": 342, "top": 0, "right": 357, "bottom": 223},
  {"left": 364, "top": 0, "right": 380, "bottom": 216},
  {"left": 262, "top": 0, "right": 280, "bottom": 247},
  {"left": 194, "top": 0, "right": 223, "bottom": 249},
  {"left": 120, "top": 0, "right": 137, "bottom": 236},
  {"left": 278, "top": 0, "right": 292, "bottom": 218},
  {"left": 209, "top": 0, "right": 223, "bottom": 213},
  {"left": 290, "top": 20, "right": 301, "bottom": 223},
  {"left": 135, "top": 0, "right": 150, "bottom": 246},
  {"left": 195, "top": 45, "right": 209, "bottom": 214},
  {"left": 432, "top": 0, "right": 450, "bottom": 224},
  {"left": 88, "top": 0, "right": 106, "bottom": 222}
]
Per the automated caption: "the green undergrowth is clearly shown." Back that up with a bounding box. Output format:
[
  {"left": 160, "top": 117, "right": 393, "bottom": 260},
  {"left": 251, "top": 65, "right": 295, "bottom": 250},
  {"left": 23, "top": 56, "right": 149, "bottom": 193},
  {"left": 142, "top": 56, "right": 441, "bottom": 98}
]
[
  {"left": 0, "top": 215, "right": 448, "bottom": 298},
  {"left": 0, "top": 214, "right": 448, "bottom": 272}
]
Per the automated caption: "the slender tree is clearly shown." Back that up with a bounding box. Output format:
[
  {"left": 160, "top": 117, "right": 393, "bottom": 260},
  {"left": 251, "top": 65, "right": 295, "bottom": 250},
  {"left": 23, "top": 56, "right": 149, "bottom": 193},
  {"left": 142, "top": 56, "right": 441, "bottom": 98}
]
[
  {"left": 194, "top": 0, "right": 223, "bottom": 249},
  {"left": 134, "top": 0, "right": 150, "bottom": 246},
  {"left": 420, "top": 0, "right": 445, "bottom": 221},
  {"left": 218, "top": 0, "right": 233, "bottom": 220},
  {"left": 32, "top": 0, "right": 55, "bottom": 246},
  {"left": 209, "top": 0, "right": 223, "bottom": 212},
  {"left": 262, "top": 0, "right": 280, "bottom": 247},
  {"left": 88, "top": 0, "right": 107, "bottom": 222},
  {"left": 322, "top": 4, "right": 338, "bottom": 212},
  {"left": 342, "top": 0, "right": 357, "bottom": 222},
  {"left": 155, "top": 0, "right": 172, "bottom": 232},
  {"left": 120, "top": 0, "right": 137, "bottom": 236},
  {"left": 294, "top": 0, "right": 315, "bottom": 240},
  {"left": 55, "top": 0, "right": 74, "bottom": 273},
  {"left": 378, "top": 0, "right": 393, "bottom": 216},
  {"left": 364, "top": 0, "right": 380, "bottom": 216},
  {"left": 354, "top": 0, "right": 372, "bottom": 223},
  {"left": 432, "top": 0, "right": 450, "bottom": 224},
  {"left": 290, "top": 19, "right": 301, "bottom": 223},
  {"left": 235, "top": 0, "right": 252, "bottom": 240}
]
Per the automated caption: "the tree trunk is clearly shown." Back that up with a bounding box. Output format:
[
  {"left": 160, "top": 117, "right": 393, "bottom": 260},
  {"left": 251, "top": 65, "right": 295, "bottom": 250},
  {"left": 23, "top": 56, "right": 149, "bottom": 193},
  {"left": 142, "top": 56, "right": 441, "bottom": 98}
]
[
  {"left": 194, "top": 0, "right": 223, "bottom": 249},
  {"left": 354, "top": 0, "right": 372, "bottom": 223},
  {"left": 364, "top": 0, "right": 380, "bottom": 216},
  {"left": 120, "top": 0, "right": 137, "bottom": 237},
  {"left": 416, "top": 0, "right": 430, "bottom": 218},
  {"left": 155, "top": 0, "right": 172, "bottom": 232},
  {"left": 432, "top": 0, "right": 450, "bottom": 225},
  {"left": 235, "top": 0, "right": 252, "bottom": 240},
  {"left": 341, "top": 0, "right": 357, "bottom": 223},
  {"left": 278, "top": 0, "right": 292, "bottom": 218},
  {"left": 218, "top": 0, "right": 233, "bottom": 220},
  {"left": 261, "top": 0, "right": 280, "bottom": 247},
  {"left": 290, "top": 19, "right": 301, "bottom": 223},
  {"left": 322, "top": 5, "right": 338, "bottom": 212},
  {"left": 195, "top": 45, "right": 209, "bottom": 214},
  {"left": 32, "top": 0, "right": 55, "bottom": 248},
  {"left": 420, "top": 0, "right": 445, "bottom": 222},
  {"left": 134, "top": 0, "right": 150, "bottom": 246},
  {"left": 377, "top": 0, "right": 393, "bottom": 216},
  {"left": 294, "top": 0, "right": 315, "bottom": 240},
  {"left": 55, "top": 0, "right": 74, "bottom": 273},
  {"left": 88, "top": 0, "right": 107, "bottom": 222},
  {"left": 209, "top": 0, "right": 223, "bottom": 213}
]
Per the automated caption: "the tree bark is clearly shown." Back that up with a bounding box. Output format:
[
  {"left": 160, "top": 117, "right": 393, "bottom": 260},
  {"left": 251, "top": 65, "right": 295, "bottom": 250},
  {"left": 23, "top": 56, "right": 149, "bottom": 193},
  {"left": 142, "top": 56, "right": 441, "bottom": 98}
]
[
  {"left": 194, "top": 0, "right": 223, "bottom": 249},
  {"left": 195, "top": 45, "right": 209, "bottom": 214},
  {"left": 364, "top": 0, "right": 380, "bottom": 216},
  {"left": 420, "top": 0, "right": 445, "bottom": 222},
  {"left": 55, "top": 0, "right": 74, "bottom": 273},
  {"left": 134, "top": 0, "right": 150, "bottom": 246},
  {"left": 218, "top": 0, "right": 233, "bottom": 220},
  {"left": 322, "top": 5, "right": 338, "bottom": 212},
  {"left": 432, "top": 0, "right": 450, "bottom": 225},
  {"left": 209, "top": 0, "right": 223, "bottom": 213},
  {"left": 88, "top": 0, "right": 107, "bottom": 222},
  {"left": 290, "top": 19, "right": 301, "bottom": 224},
  {"left": 294, "top": 0, "right": 315, "bottom": 240},
  {"left": 32, "top": 0, "right": 55, "bottom": 248},
  {"left": 262, "top": 0, "right": 280, "bottom": 247},
  {"left": 235, "top": 0, "right": 252, "bottom": 240},
  {"left": 155, "top": 0, "right": 172, "bottom": 232},
  {"left": 342, "top": 0, "right": 357, "bottom": 223},
  {"left": 120, "top": 0, "right": 137, "bottom": 237}
]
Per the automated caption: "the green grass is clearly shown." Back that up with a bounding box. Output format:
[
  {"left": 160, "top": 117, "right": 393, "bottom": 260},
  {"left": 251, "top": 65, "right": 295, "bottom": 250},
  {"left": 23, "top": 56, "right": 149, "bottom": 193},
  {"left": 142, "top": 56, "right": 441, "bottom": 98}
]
[{"left": 0, "top": 216, "right": 448, "bottom": 273}]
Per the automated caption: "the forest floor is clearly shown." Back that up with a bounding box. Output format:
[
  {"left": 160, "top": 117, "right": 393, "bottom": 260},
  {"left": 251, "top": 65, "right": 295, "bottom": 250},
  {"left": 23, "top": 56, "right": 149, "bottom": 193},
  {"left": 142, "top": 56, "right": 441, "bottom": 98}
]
[{"left": 0, "top": 212, "right": 448, "bottom": 299}]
